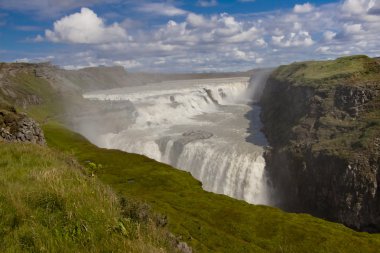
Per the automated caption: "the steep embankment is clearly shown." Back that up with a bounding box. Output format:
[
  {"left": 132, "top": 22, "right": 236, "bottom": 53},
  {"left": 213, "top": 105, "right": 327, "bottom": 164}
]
[
  {"left": 2, "top": 60, "right": 380, "bottom": 252},
  {"left": 261, "top": 55, "right": 380, "bottom": 232}
]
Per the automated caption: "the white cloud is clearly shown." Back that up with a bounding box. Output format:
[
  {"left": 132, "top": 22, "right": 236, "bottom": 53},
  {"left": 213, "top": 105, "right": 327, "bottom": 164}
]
[
  {"left": 33, "top": 34, "right": 44, "bottom": 42},
  {"left": 214, "top": 14, "right": 241, "bottom": 37},
  {"left": 197, "top": 0, "right": 218, "bottom": 7},
  {"left": 230, "top": 48, "right": 250, "bottom": 61},
  {"left": 225, "top": 26, "right": 260, "bottom": 43},
  {"left": 323, "top": 30, "right": 336, "bottom": 41},
  {"left": 45, "top": 8, "right": 127, "bottom": 44},
  {"left": 17, "top": 0, "right": 380, "bottom": 72},
  {"left": 316, "top": 46, "right": 330, "bottom": 54},
  {"left": 186, "top": 13, "right": 208, "bottom": 27},
  {"left": 342, "top": 0, "right": 375, "bottom": 15},
  {"left": 113, "top": 60, "right": 141, "bottom": 69},
  {"left": 294, "top": 3, "right": 314, "bottom": 13},
  {"left": 255, "top": 38, "right": 267, "bottom": 47},
  {"left": 272, "top": 31, "right": 314, "bottom": 47},
  {"left": 137, "top": 3, "right": 187, "bottom": 16},
  {"left": 343, "top": 23, "right": 364, "bottom": 34}
]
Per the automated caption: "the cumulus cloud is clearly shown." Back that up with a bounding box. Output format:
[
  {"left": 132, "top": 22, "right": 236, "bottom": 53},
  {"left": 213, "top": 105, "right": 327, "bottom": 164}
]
[
  {"left": 151, "top": 12, "right": 263, "bottom": 47},
  {"left": 323, "top": 30, "right": 336, "bottom": 41},
  {"left": 186, "top": 13, "right": 208, "bottom": 27},
  {"left": 343, "top": 23, "right": 364, "bottom": 34},
  {"left": 136, "top": 3, "right": 187, "bottom": 16},
  {"left": 293, "top": 3, "right": 314, "bottom": 13},
  {"left": 271, "top": 31, "right": 314, "bottom": 47},
  {"left": 45, "top": 8, "right": 127, "bottom": 44},
  {"left": 341, "top": 0, "right": 375, "bottom": 15},
  {"left": 225, "top": 27, "right": 260, "bottom": 43},
  {"left": 15, "top": 0, "right": 380, "bottom": 72}
]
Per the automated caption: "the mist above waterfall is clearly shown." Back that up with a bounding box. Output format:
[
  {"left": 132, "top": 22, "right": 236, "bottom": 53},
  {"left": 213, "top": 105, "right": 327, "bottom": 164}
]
[
  {"left": 247, "top": 69, "right": 273, "bottom": 103},
  {"left": 75, "top": 72, "right": 273, "bottom": 205}
]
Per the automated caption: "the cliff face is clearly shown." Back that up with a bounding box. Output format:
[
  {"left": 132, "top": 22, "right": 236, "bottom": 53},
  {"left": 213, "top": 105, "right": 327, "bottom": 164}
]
[{"left": 261, "top": 55, "right": 380, "bottom": 232}]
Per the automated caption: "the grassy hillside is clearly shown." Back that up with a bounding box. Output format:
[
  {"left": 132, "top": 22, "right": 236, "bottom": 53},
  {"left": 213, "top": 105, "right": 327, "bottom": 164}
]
[
  {"left": 0, "top": 63, "right": 64, "bottom": 122},
  {"left": 0, "top": 143, "right": 178, "bottom": 253},
  {"left": 273, "top": 55, "right": 380, "bottom": 87}
]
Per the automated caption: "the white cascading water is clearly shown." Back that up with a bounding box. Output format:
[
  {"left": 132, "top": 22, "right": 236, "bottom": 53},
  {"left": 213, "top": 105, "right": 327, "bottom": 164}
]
[{"left": 82, "top": 75, "right": 272, "bottom": 205}]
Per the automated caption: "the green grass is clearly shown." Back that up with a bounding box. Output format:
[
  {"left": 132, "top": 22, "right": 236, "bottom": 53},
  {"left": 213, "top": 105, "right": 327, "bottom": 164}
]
[
  {"left": 0, "top": 142, "right": 182, "bottom": 253},
  {"left": 10, "top": 73, "right": 65, "bottom": 122},
  {"left": 273, "top": 55, "right": 380, "bottom": 87},
  {"left": 43, "top": 122, "right": 380, "bottom": 253}
]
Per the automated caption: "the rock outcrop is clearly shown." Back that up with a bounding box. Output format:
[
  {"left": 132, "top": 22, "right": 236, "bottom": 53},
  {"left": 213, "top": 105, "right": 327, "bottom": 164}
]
[
  {"left": 260, "top": 55, "right": 380, "bottom": 232},
  {"left": 0, "top": 107, "right": 45, "bottom": 145}
]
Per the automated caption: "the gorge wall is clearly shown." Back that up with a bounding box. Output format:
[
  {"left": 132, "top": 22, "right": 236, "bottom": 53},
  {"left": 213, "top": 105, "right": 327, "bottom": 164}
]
[{"left": 260, "top": 55, "right": 380, "bottom": 232}]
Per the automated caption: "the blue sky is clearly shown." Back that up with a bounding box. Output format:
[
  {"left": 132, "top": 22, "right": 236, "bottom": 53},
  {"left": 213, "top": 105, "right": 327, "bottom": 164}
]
[{"left": 0, "top": 0, "right": 379, "bottom": 72}]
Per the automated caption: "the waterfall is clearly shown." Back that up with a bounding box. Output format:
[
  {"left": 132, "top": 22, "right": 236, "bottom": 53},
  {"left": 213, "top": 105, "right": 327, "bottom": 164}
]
[{"left": 83, "top": 76, "right": 272, "bottom": 205}]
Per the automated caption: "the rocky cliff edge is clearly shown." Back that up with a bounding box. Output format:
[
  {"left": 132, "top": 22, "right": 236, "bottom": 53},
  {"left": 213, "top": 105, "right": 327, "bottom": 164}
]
[{"left": 260, "top": 55, "right": 380, "bottom": 232}]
